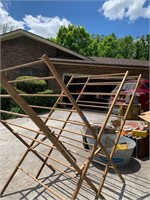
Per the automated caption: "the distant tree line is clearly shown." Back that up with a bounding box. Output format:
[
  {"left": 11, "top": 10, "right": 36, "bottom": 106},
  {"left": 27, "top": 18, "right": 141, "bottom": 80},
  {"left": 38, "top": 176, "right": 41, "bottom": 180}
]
[{"left": 50, "top": 25, "right": 149, "bottom": 60}]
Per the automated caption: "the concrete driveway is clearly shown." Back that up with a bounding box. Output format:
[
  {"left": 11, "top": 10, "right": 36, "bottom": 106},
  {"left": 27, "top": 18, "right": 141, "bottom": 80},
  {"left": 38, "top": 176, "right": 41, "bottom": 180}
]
[{"left": 0, "top": 110, "right": 150, "bottom": 200}]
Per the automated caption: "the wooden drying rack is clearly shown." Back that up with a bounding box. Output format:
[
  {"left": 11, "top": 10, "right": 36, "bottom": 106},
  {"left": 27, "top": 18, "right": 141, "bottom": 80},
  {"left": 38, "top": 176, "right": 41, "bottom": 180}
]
[{"left": 0, "top": 54, "right": 141, "bottom": 199}]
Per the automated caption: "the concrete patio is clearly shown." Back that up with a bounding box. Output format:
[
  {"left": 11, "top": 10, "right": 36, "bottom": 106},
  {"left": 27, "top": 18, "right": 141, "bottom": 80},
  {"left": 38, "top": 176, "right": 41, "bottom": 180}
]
[{"left": 0, "top": 111, "right": 150, "bottom": 200}]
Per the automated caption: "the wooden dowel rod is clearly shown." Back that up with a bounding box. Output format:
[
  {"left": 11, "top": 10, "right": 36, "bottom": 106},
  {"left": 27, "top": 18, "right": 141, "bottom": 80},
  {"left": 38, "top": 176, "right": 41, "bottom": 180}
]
[
  {"left": 0, "top": 94, "right": 11, "bottom": 98},
  {"left": 30, "top": 105, "right": 77, "bottom": 113},
  {"left": 0, "top": 60, "right": 44, "bottom": 72},
  {"left": 91, "top": 158, "right": 111, "bottom": 167},
  {"left": 48, "top": 125, "right": 94, "bottom": 139},
  {"left": 79, "top": 92, "right": 113, "bottom": 96},
  {"left": 0, "top": 110, "right": 28, "bottom": 118},
  {"left": 78, "top": 100, "right": 109, "bottom": 105},
  {"left": 16, "top": 132, "right": 56, "bottom": 149},
  {"left": 77, "top": 104, "right": 108, "bottom": 109},
  {"left": 18, "top": 167, "right": 64, "bottom": 200},
  {"left": 0, "top": 94, "right": 65, "bottom": 98},
  {"left": 35, "top": 150, "right": 75, "bottom": 170},
  {"left": 40, "top": 115, "right": 85, "bottom": 126},
  {"left": 51, "top": 107, "right": 76, "bottom": 113},
  {"left": 0, "top": 93, "right": 67, "bottom": 98},
  {"left": 18, "top": 93, "right": 66, "bottom": 97},
  {"left": 55, "top": 133, "right": 94, "bottom": 148},
  {"left": 69, "top": 82, "right": 120, "bottom": 86},
  {"left": 0, "top": 120, "right": 43, "bottom": 135},
  {"left": 87, "top": 82, "right": 120, "bottom": 85},
  {"left": 34, "top": 105, "right": 69, "bottom": 113},
  {"left": 61, "top": 140, "right": 91, "bottom": 152},
  {"left": 29, "top": 105, "right": 53, "bottom": 110},
  {"left": 8, "top": 76, "right": 55, "bottom": 83}
]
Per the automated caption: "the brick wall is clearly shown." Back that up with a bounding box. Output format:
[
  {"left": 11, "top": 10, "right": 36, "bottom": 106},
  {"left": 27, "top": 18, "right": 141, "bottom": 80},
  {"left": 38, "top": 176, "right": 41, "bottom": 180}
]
[
  {"left": 2, "top": 36, "right": 56, "bottom": 68},
  {"left": 1, "top": 36, "right": 79, "bottom": 80}
]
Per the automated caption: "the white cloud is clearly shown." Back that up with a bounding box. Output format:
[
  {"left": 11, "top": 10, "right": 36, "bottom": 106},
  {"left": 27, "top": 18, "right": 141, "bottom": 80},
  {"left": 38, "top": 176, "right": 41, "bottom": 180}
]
[
  {"left": 0, "top": 2, "right": 71, "bottom": 37},
  {"left": 100, "top": 0, "right": 150, "bottom": 21},
  {"left": 23, "top": 15, "right": 71, "bottom": 38},
  {"left": 0, "top": 2, "right": 24, "bottom": 33}
]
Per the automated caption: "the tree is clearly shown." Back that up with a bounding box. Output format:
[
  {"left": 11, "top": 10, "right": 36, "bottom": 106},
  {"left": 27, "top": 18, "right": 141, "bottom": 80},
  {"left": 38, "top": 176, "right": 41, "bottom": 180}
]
[
  {"left": 50, "top": 25, "right": 149, "bottom": 60},
  {"left": 98, "top": 33, "right": 118, "bottom": 57},
  {"left": 132, "top": 35, "right": 149, "bottom": 60},
  {"left": 49, "top": 25, "right": 92, "bottom": 56},
  {"left": 116, "top": 36, "right": 134, "bottom": 59},
  {"left": 89, "top": 34, "right": 104, "bottom": 56}
]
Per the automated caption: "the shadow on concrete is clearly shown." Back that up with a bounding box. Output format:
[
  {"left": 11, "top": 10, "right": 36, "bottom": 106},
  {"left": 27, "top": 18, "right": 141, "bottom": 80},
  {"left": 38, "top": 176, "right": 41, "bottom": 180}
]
[
  {"left": 88, "top": 159, "right": 150, "bottom": 200},
  {"left": 92, "top": 157, "right": 141, "bottom": 174},
  {"left": 140, "top": 156, "right": 149, "bottom": 161},
  {"left": 0, "top": 169, "right": 94, "bottom": 200}
]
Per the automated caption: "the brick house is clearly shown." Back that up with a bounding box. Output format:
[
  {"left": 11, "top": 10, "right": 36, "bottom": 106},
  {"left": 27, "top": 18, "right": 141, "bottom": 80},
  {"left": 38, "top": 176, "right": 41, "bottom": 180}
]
[{"left": 1, "top": 29, "right": 149, "bottom": 92}]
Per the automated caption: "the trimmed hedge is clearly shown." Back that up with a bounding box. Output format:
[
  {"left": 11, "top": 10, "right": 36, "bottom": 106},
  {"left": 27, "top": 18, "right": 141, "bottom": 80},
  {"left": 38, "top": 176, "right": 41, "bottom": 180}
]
[
  {"left": 1, "top": 76, "right": 57, "bottom": 119},
  {"left": 15, "top": 76, "right": 47, "bottom": 93},
  {"left": 24, "top": 89, "right": 55, "bottom": 107}
]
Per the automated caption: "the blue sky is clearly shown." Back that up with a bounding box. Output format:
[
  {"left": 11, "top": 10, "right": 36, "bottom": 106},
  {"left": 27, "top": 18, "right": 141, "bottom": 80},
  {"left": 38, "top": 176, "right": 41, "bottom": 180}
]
[{"left": 0, "top": 0, "right": 150, "bottom": 39}]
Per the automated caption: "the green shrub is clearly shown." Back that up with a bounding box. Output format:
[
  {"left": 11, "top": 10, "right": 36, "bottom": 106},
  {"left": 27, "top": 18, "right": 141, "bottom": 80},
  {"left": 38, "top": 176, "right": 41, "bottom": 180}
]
[
  {"left": 0, "top": 86, "right": 11, "bottom": 112},
  {"left": 37, "top": 89, "right": 57, "bottom": 107},
  {"left": 16, "top": 88, "right": 57, "bottom": 108},
  {"left": 15, "top": 76, "right": 47, "bottom": 93},
  {"left": 25, "top": 89, "right": 56, "bottom": 107},
  {"left": 10, "top": 106, "right": 25, "bottom": 117},
  {"left": 0, "top": 81, "right": 57, "bottom": 119}
]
